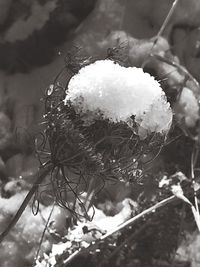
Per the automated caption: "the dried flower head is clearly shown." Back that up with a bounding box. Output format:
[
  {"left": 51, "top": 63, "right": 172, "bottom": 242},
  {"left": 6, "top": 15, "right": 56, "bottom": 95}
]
[{"left": 40, "top": 57, "right": 172, "bottom": 218}]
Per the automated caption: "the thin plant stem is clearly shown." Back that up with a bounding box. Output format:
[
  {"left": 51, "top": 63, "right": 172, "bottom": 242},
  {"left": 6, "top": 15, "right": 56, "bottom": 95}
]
[
  {"left": 33, "top": 201, "right": 56, "bottom": 266},
  {"left": 142, "top": 0, "right": 180, "bottom": 67},
  {"left": 155, "top": 0, "right": 180, "bottom": 41},
  {"left": 63, "top": 195, "right": 176, "bottom": 266},
  {"left": 100, "top": 195, "right": 175, "bottom": 240},
  {"left": 191, "top": 145, "right": 200, "bottom": 216},
  {"left": 0, "top": 164, "right": 53, "bottom": 244}
]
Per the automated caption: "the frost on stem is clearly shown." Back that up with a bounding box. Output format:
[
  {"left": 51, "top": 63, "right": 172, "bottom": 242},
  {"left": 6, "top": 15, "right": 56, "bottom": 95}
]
[{"left": 64, "top": 59, "right": 173, "bottom": 139}]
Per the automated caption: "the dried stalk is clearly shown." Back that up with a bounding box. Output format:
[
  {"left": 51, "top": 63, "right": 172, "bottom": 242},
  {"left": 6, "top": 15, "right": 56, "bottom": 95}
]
[
  {"left": 191, "top": 144, "right": 200, "bottom": 225},
  {"left": 63, "top": 195, "right": 176, "bottom": 266},
  {"left": 0, "top": 164, "right": 53, "bottom": 244},
  {"left": 155, "top": 0, "right": 180, "bottom": 41}
]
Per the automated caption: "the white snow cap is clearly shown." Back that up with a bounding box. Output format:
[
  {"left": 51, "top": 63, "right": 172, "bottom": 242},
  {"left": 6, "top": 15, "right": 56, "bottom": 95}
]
[{"left": 64, "top": 60, "right": 173, "bottom": 139}]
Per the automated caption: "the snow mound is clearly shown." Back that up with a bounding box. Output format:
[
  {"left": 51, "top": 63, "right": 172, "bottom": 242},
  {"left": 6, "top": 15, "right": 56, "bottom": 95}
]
[
  {"left": 176, "top": 87, "right": 199, "bottom": 128},
  {"left": 64, "top": 60, "right": 172, "bottom": 139}
]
